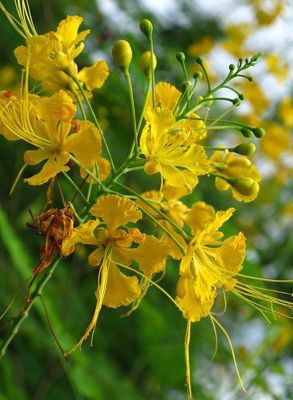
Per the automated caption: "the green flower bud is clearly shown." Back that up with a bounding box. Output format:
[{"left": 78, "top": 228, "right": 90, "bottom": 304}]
[
  {"left": 195, "top": 56, "right": 204, "bottom": 65},
  {"left": 232, "top": 143, "right": 256, "bottom": 156},
  {"left": 140, "top": 19, "right": 153, "bottom": 38},
  {"left": 240, "top": 128, "right": 253, "bottom": 138},
  {"left": 252, "top": 127, "right": 265, "bottom": 138},
  {"left": 139, "top": 51, "right": 157, "bottom": 76},
  {"left": 176, "top": 52, "right": 185, "bottom": 63},
  {"left": 193, "top": 71, "right": 202, "bottom": 80},
  {"left": 229, "top": 64, "right": 235, "bottom": 71},
  {"left": 112, "top": 40, "right": 132, "bottom": 70}
]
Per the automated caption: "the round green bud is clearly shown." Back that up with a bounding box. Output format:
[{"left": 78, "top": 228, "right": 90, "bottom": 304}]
[
  {"left": 229, "top": 64, "right": 235, "bottom": 71},
  {"left": 232, "top": 143, "right": 256, "bottom": 156},
  {"left": 240, "top": 128, "right": 253, "bottom": 138},
  {"left": 140, "top": 19, "right": 153, "bottom": 38},
  {"left": 193, "top": 71, "right": 202, "bottom": 80},
  {"left": 238, "top": 93, "right": 245, "bottom": 100},
  {"left": 181, "top": 81, "right": 191, "bottom": 91},
  {"left": 253, "top": 127, "right": 265, "bottom": 138},
  {"left": 231, "top": 178, "right": 258, "bottom": 197},
  {"left": 195, "top": 56, "right": 204, "bottom": 65},
  {"left": 232, "top": 98, "right": 241, "bottom": 106},
  {"left": 176, "top": 52, "right": 185, "bottom": 63},
  {"left": 112, "top": 40, "right": 132, "bottom": 70},
  {"left": 139, "top": 51, "right": 157, "bottom": 76}
]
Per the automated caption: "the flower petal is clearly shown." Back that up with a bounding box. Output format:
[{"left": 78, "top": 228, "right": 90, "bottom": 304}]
[
  {"left": 91, "top": 195, "right": 142, "bottom": 233},
  {"left": 103, "top": 263, "right": 141, "bottom": 308},
  {"left": 24, "top": 157, "right": 70, "bottom": 185},
  {"left": 78, "top": 61, "right": 109, "bottom": 91}
]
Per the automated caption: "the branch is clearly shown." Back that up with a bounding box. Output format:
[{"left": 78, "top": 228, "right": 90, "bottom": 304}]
[{"left": 0, "top": 259, "right": 60, "bottom": 359}]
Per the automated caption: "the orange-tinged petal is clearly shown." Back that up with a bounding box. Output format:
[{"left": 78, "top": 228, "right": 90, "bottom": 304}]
[
  {"left": 91, "top": 195, "right": 142, "bottom": 233},
  {"left": 78, "top": 61, "right": 109, "bottom": 91},
  {"left": 103, "top": 263, "right": 141, "bottom": 308}
]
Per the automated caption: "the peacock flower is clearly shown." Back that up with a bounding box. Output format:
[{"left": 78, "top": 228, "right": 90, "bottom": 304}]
[
  {"left": 1, "top": 2, "right": 109, "bottom": 94},
  {"left": 0, "top": 89, "right": 109, "bottom": 185},
  {"left": 140, "top": 107, "right": 209, "bottom": 190},
  {"left": 209, "top": 151, "right": 261, "bottom": 202},
  {"left": 176, "top": 201, "right": 246, "bottom": 322},
  {"left": 62, "top": 194, "right": 169, "bottom": 353}
]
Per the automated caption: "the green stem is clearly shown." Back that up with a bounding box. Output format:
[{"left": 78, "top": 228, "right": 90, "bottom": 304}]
[
  {"left": 149, "top": 34, "right": 156, "bottom": 107},
  {"left": 124, "top": 69, "right": 138, "bottom": 155},
  {"left": 115, "top": 182, "right": 190, "bottom": 242},
  {"left": 62, "top": 172, "right": 89, "bottom": 205},
  {"left": 66, "top": 72, "right": 116, "bottom": 172},
  {"left": 0, "top": 259, "right": 60, "bottom": 359},
  {"left": 137, "top": 78, "right": 151, "bottom": 133}
]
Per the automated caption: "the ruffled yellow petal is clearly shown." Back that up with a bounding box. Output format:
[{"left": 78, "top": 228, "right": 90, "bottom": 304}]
[
  {"left": 122, "top": 235, "right": 169, "bottom": 277},
  {"left": 78, "top": 61, "right": 109, "bottom": 91},
  {"left": 55, "top": 16, "right": 89, "bottom": 53},
  {"left": 103, "top": 263, "right": 141, "bottom": 308},
  {"left": 24, "top": 156, "right": 70, "bottom": 185},
  {"left": 35, "top": 90, "right": 76, "bottom": 123},
  {"left": 91, "top": 195, "right": 142, "bottom": 233},
  {"left": 185, "top": 201, "right": 217, "bottom": 236},
  {"left": 176, "top": 275, "right": 216, "bottom": 322},
  {"left": 154, "top": 81, "right": 181, "bottom": 112},
  {"left": 216, "top": 232, "right": 246, "bottom": 290}
]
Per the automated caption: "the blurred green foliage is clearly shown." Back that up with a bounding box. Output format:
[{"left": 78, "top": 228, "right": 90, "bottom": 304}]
[{"left": 0, "top": 1, "right": 292, "bottom": 399}]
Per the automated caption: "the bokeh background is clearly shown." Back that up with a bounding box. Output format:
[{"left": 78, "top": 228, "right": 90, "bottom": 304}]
[{"left": 0, "top": 0, "right": 292, "bottom": 399}]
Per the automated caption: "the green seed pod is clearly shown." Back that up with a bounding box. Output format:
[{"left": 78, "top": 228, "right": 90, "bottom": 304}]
[
  {"left": 139, "top": 51, "right": 157, "bottom": 77},
  {"left": 140, "top": 19, "right": 153, "bottom": 38},
  {"left": 112, "top": 40, "right": 132, "bottom": 70},
  {"left": 232, "top": 143, "right": 256, "bottom": 156}
]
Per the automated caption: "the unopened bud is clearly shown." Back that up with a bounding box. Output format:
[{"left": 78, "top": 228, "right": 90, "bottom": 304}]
[
  {"left": 195, "top": 56, "right": 204, "bottom": 65},
  {"left": 229, "top": 64, "right": 235, "bottom": 71},
  {"left": 112, "top": 40, "right": 132, "bottom": 70},
  {"left": 240, "top": 128, "right": 253, "bottom": 138},
  {"left": 193, "top": 71, "right": 202, "bottom": 80},
  {"left": 231, "top": 178, "right": 259, "bottom": 197},
  {"left": 204, "top": 94, "right": 214, "bottom": 106},
  {"left": 140, "top": 19, "right": 153, "bottom": 38},
  {"left": 232, "top": 143, "right": 256, "bottom": 156},
  {"left": 139, "top": 51, "right": 157, "bottom": 76},
  {"left": 176, "top": 52, "right": 185, "bottom": 64},
  {"left": 233, "top": 98, "right": 241, "bottom": 106},
  {"left": 252, "top": 127, "right": 265, "bottom": 138}
]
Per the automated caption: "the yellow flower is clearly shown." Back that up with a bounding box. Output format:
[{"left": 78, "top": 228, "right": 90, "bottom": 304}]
[
  {"left": 236, "top": 81, "right": 269, "bottom": 114},
  {"left": 261, "top": 122, "right": 290, "bottom": 159},
  {"left": 1, "top": 0, "right": 109, "bottom": 95},
  {"left": 278, "top": 97, "right": 293, "bottom": 128},
  {"left": 209, "top": 151, "right": 261, "bottom": 202},
  {"left": 176, "top": 202, "right": 246, "bottom": 322},
  {"left": 0, "top": 90, "right": 108, "bottom": 185},
  {"left": 223, "top": 24, "right": 253, "bottom": 58},
  {"left": 188, "top": 36, "right": 215, "bottom": 57},
  {"left": 265, "top": 54, "right": 288, "bottom": 82},
  {"left": 62, "top": 195, "right": 169, "bottom": 352},
  {"left": 140, "top": 107, "right": 209, "bottom": 190}
]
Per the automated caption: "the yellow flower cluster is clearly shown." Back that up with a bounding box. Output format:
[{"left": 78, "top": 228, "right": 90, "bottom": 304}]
[{"left": 0, "top": 3, "right": 292, "bottom": 400}]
